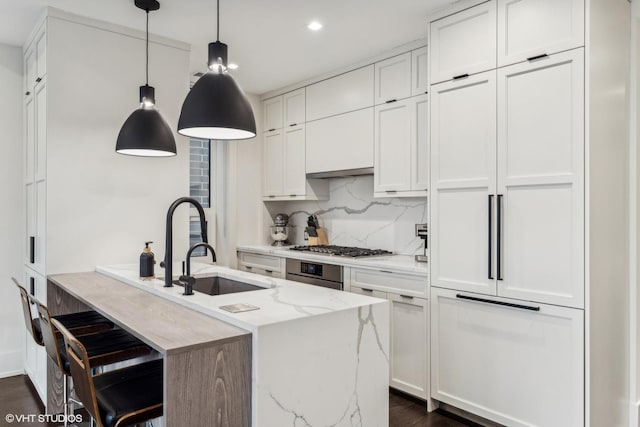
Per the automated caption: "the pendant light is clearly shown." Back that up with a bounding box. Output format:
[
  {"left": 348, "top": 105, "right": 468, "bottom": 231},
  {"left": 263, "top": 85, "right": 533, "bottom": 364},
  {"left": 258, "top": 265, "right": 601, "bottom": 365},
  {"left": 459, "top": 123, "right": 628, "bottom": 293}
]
[
  {"left": 116, "top": 0, "right": 177, "bottom": 157},
  {"left": 177, "top": 0, "right": 256, "bottom": 140}
]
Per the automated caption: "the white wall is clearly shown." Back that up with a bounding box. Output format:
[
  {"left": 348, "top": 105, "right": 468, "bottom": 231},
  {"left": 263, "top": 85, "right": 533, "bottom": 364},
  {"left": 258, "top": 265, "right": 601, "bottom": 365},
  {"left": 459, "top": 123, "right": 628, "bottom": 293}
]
[
  {"left": 217, "top": 94, "right": 265, "bottom": 267},
  {"left": 45, "top": 14, "right": 191, "bottom": 274},
  {"left": 0, "top": 43, "right": 26, "bottom": 377}
]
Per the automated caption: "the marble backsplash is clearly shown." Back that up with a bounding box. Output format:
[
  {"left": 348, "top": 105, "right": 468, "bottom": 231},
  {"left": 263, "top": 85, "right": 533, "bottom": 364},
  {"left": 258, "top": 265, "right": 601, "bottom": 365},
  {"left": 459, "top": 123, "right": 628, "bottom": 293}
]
[{"left": 265, "top": 176, "right": 427, "bottom": 255}]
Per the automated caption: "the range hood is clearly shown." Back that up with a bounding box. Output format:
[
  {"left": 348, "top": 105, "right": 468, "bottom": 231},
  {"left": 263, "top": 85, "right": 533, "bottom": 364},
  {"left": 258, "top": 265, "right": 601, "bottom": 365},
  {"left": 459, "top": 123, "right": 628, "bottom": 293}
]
[{"left": 306, "top": 167, "right": 373, "bottom": 179}]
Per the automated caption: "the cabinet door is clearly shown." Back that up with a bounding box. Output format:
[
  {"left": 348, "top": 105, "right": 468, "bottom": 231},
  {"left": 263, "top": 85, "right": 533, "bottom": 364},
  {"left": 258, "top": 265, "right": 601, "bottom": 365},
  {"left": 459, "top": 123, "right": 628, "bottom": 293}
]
[
  {"left": 306, "top": 108, "right": 374, "bottom": 174},
  {"left": 24, "top": 46, "right": 36, "bottom": 93},
  {"left": 306, "top": 65, "right": 374, "bottom": 121},
  {"left": 497, "top": 0, "right": 584, "bottom": 67},
  {"left": 389, "top": 294, "right": 428, "bottom": 399},
  {"left": 431, "top": 287, "right": 584, "bottom": 427},
  {"left": 34, "top": 180, "right": 46, "bottom": 274},
  {"left": 430, "top": 1, "right": 497, "bottom": 84},
  {"left": 497, "top": 50, "right": 584, "bottom": 308},
  {"left": 430, "top": 71, "right": 497, "bottom": 295},
  {"left": 263, "top": 96, "right": 283, "bottom": 132},
  {"left": 411, "top": 47, "right": 428, "bottom": 97},
  {"left": 283, "top": 88, "right": 305, "bottom": 127},
  {"left": 25, "top": 95, "right": 35, "bottom": 182},
  {"left": 263, "top": 129, "right": 284, "bottom": 197},
  {"left": 411, "top": 94, "right": 429, "bottom": 191},
  {"left": 374, "top": 53, "right": 411, "bottom": 105},
  {"left": 35, "top": 26, "right": 47, "bottom": 80},
  {"left": 24, "top": 269, "right": 47, "bottom": 402},
  {"left": 374, "top": 99, "right": 411, "bottom": 193},
  {"left": 23, "top": 270, "right": 37, "bottom": 385},
  {"left": 283, "top": 124, "right": 306, "bottom": 196},
  {"left": 35, "top": 80, "right": 46, "bottom": 182}
]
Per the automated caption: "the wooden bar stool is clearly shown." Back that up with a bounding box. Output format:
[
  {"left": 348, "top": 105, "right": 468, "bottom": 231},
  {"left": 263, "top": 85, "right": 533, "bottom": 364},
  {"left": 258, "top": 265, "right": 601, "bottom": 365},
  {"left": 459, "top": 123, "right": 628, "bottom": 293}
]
[
  {"left": 13, "top": 277, "right": 113, "bottom": 347},
  {"left": 53, "top": 318, "right": 163, "bottom": 427},
  {"left": 36, "top": 300, "right": 153, "bottom": 426}
]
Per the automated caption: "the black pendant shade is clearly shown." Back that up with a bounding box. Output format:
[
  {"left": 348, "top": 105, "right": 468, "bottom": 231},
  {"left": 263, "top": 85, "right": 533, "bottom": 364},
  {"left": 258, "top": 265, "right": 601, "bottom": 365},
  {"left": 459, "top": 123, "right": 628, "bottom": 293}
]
[
  {"left": 177, "top": 0, "right": 256, "bottom": 140},
  {"left": 116, "top": 0, "right": 176, "bottom": 157},
  {"left": 177, "top": 71, "right": 256, "bottom": 140}
]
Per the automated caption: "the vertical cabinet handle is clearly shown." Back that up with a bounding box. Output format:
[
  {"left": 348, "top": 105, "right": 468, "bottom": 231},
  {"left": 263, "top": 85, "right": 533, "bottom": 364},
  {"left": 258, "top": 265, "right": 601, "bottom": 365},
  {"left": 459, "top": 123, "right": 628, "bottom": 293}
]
[
  {"left": 497, "top": 195, "right": 503, "bottom": 281},
  {"left": 29, "top": 277, "right": 35, "bottom": 304},
  {"left": 29, "top": 236, "right": 35, "bottom": 264},
  {"left": 488, "top": 195, "right": 494, "bottom": 280}
]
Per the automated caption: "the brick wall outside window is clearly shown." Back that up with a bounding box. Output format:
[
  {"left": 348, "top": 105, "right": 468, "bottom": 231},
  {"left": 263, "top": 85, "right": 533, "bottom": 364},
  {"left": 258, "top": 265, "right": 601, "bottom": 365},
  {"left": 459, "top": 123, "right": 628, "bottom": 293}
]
[{"left": 189, "top": 139, "right": 210, "bottom": 256}]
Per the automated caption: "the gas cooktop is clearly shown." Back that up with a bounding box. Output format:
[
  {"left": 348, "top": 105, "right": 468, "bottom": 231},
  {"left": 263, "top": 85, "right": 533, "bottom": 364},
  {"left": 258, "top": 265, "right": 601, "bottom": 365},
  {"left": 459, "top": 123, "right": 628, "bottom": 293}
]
[{"left": 289, "top": 245, "right": 393, "bottom": 258}]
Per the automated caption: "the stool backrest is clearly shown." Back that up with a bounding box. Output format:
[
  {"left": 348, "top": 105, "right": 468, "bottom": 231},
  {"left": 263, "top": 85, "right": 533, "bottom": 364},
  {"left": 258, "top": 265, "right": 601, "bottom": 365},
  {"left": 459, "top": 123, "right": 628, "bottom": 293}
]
[
  {"left": 34, "top": 300, "right": 65, "bottom": 373},
  {"left": 12, "top": 277, "right": 42, "bottom": 346},
  {"left": 52, "top": 318, "right": 103, "bottom": 427}
]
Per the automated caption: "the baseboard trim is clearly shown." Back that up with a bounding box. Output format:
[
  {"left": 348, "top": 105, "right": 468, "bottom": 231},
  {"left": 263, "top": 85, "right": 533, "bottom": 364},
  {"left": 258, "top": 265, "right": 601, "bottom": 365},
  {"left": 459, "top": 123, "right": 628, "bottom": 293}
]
[{"left": 0, "top": 349, "right": 24, "bottom": 379}]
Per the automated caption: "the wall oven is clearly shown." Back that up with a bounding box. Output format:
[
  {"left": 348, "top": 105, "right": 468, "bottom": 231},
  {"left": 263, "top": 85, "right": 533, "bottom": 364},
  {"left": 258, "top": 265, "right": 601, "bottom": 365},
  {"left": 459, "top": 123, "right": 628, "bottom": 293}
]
[{"left": 285, "top": 258, "right": 343, "bottom": 290}]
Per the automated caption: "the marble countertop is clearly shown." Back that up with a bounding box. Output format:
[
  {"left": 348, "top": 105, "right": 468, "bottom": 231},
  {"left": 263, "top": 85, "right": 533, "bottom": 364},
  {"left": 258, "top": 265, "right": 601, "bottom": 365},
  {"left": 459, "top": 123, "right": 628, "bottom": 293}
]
[
  {"left": 96, "top": 263, "right": 387, "bottom": 332},
  {"left": 236, "top": 244, "right": 429, "bottom": 276}
]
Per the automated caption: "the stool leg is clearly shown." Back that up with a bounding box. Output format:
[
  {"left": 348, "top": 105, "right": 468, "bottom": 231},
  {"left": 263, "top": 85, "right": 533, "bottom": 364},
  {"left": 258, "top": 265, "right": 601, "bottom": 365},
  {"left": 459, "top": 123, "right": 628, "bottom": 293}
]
[{"left": 63, "top": 374, "right": 69, "bottom": 427}]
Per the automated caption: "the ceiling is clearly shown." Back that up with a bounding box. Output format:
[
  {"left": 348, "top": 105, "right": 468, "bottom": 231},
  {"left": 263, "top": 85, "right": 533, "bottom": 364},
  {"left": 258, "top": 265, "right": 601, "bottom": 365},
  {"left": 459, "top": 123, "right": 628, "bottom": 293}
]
[{"left": 0, "top": 0, "right": 455, "bottom": 94}]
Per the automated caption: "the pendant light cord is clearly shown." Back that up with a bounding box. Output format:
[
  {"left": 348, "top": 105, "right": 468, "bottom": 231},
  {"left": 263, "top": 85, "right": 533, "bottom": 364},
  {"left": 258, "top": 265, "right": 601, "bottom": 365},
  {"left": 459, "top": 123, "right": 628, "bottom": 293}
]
[
  {"left": 146, "top": 9, "right": 149, "bottom": 85},
  {"left": 216, "top": 0, "right": 220, "bottom": 41}
]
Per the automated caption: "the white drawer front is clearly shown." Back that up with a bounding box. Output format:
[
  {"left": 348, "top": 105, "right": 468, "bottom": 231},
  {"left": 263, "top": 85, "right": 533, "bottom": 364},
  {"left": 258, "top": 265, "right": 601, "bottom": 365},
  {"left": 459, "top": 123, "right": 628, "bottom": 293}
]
[
  {"left": 351, "top": 268, "right": 427, "bottom": 297},
  {"left": 238, "top": 252, "right": 283, "bottom": 272}
]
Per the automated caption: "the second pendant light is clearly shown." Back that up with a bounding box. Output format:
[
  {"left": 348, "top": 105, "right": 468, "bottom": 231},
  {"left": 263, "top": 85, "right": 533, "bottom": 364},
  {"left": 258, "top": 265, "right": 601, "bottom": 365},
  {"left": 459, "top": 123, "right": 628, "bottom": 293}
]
[{"left": 177, "top": 0, "right": 256, "bottom": 140}]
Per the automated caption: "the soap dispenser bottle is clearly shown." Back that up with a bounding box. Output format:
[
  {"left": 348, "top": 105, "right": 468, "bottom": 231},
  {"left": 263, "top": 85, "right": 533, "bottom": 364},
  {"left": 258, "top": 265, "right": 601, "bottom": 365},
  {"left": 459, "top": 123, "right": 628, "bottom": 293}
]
[{"left": 140, "top": 241, "right": 155, "bottom": 277}]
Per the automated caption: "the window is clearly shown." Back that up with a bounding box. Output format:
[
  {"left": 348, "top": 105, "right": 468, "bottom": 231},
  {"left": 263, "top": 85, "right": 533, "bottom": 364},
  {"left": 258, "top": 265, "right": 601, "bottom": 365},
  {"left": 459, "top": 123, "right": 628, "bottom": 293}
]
[{"left": 189, "top": 139, "right": 212, "bottom": 256}]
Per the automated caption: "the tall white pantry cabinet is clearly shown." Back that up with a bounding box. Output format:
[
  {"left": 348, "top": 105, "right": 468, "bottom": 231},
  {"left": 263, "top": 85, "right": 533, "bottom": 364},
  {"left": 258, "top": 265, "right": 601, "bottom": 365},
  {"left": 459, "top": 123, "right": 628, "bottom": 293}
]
[
  {"left": 428, "top": 0, "right": 630, "bottom": 426},
  {"left": 20, "top": 9, "right": 190, "bottom": 407}
]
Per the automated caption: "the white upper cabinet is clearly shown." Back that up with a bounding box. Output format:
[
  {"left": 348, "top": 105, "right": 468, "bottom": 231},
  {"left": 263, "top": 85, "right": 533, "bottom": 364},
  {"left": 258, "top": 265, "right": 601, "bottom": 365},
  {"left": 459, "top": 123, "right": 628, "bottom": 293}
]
[
  {"left": 430, "top": 71, "right": 497, "bottom": 295},
  {"left": 306, "top": 108, "right": 374, "bottom": 174},
  {"left": 497, "top": 0, "right": 584, "bottom": 67},
  {"left": 497, "top": 49, "right": 584, "bottom": 308},
  {"left": 375, "top": 53, "right": 411, "bottom": 105},
  {"left": 24, "top": 23, "right": 46, "bottom": 95},
  {"left": 35, "top": 27, "right": 47, "bottom": 81},
  {"left": 24, "top": 47, "right": 36, "bottom": 95},
  {"left": 306, "top": 65, "right": 374, "bottom": 121},
  {"left": 282, "top": 124, "right": 306, "bottom": 196},
  {"left": 263, "top": 96, "right": 283, "bottom": 132},
  {"left": 263, "top": 129, "right": 284, "bottom": 197},
  {"left": 283, "top": 88, "right": 305, "bottom": 127},
  {"left": 411, "top": 47, "right": 428, "bottom": 96},
  {"left": 430, "top": 1, "right": 497, "bottom": 84},
  {"left": 374, "top": 94, "right": 428, "bottom": 197}
]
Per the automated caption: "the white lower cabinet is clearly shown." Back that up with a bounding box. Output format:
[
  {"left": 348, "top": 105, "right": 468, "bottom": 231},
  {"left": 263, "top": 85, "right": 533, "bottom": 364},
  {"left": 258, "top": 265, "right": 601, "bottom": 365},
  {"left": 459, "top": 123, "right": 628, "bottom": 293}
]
[
  {"left": 350, "top": 270, "right": 428, "bottom": 400},
  {"left": 388, "top": 294, "right": 428, "bottom": 399},
  {"left": 430, "top": 287, "right": 583, "bottom": 427},
  {"left": 23, "top": 268, "right": 47, "bottom": 403},
  {"left": 237, "top": 251, "right": 285, "bottom": 279}
]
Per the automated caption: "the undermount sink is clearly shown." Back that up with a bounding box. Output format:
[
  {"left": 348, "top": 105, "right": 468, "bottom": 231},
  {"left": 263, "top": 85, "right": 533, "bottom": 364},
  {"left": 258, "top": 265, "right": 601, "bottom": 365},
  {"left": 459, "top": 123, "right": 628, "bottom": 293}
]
[{"left": 173, "top": 276, "right": 267, "bottom": 296}]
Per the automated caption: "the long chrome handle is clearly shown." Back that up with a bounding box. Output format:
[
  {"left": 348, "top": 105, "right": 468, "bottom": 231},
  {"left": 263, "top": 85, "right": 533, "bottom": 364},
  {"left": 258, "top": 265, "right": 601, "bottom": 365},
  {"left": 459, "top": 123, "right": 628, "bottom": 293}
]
[
  {"left": 488, "top": 195, "right": 494, "bottom": 280},
  {"left": 29, "top": 236, "right": 35, "bottom": 264},
  {"left": 497, "top": 194, "right": 503, "bottom": 281}
]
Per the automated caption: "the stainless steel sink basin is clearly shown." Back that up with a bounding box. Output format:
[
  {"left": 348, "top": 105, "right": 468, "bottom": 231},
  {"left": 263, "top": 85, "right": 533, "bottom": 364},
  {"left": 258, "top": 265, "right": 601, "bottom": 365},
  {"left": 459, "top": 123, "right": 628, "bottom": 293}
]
[{"left": 173, "top": 276, "right": 266, "bottom": 296}]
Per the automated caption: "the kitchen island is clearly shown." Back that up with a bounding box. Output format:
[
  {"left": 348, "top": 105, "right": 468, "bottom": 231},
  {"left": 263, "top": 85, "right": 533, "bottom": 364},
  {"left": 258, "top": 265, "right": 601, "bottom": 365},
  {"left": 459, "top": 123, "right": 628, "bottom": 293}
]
[{"left": 51, "top": 264, "right": 389, "bottom": 426}]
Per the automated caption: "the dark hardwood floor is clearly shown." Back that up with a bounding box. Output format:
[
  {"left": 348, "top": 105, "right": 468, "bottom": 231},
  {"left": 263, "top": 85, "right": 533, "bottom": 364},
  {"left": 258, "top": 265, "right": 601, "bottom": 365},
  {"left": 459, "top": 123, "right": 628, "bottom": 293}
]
[{"left": 0, "top": 375, "right": 473, "bottom": 427}]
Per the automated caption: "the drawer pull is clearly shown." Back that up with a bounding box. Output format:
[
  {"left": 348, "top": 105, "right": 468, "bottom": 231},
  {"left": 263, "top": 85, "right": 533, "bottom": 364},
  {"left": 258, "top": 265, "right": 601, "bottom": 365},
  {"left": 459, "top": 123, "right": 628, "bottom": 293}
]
[
  {"left": 29, "top": 277, "right": 36, "bottom": 304},
  {"left": 379, "top": 270, "right": 393, "bottom": 274},
  {"left": 527, "top": 53, "right": 549, "bottom": 62},
  {"left": 245, "top": 265, "right": 253, "bottom": 270},
  {"left": 453, "top": 73, "right": 469, "bottom": 80},
  {"left": 268, "top": 128, "right": 276, "bottom": 132},
  {"left": 25, "top": 91, "right": 31, "bottom": 96},
  {"left": 265, "top": 269, "right": 273, "bottom": 274},
  {"left": 361, "top": 288, "right": 374, "bottom": 293},
  {"left": 400, "top": 294, "right": 414, "bottom": 299},
  {"left": 385, "top": 190, "right": 397, "bottom": 193},
  {"left": 456, "top": 294, "right": 540, "bottom": 311},
  {"left": 289, "top": 123, "right": 297, "bottom": 127},
  {"left": 385, "top": 99, "right": 398, "bottom": 104},
  {"left": 35, "top": 77, "right": 42, "bottom": 83},
  {"left": 29, "top": 236, "right": 35, "bottom": 264}
]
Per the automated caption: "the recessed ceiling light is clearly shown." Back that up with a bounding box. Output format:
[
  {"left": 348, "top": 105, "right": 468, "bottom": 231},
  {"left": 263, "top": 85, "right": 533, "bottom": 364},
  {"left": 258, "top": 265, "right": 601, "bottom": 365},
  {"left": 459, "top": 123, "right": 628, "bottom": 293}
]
[
  {"left": 228, "top": 63, "right": 239, "bottom": 70},
  {"left": 307, "top": 21, "right": 323, "bottom": 31}
]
